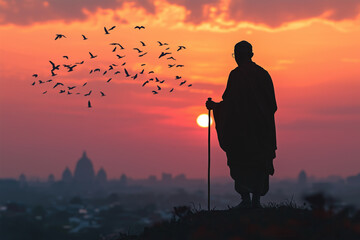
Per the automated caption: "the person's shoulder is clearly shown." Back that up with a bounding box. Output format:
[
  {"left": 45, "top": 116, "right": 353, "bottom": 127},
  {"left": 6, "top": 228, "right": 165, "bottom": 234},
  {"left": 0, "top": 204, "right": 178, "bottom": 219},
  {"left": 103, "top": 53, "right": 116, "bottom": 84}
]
[
  {"left": 231, "top": 67, "right": 240, "bottom": 73},
  {"left": 252, "top": 62, "right": 268, "bottom": 73},
  {"left": 252, "top": 62, "right": 271, "bottom": 78},
  {"left": 229, "top": 67, "right": 240, "bottom": 77}
]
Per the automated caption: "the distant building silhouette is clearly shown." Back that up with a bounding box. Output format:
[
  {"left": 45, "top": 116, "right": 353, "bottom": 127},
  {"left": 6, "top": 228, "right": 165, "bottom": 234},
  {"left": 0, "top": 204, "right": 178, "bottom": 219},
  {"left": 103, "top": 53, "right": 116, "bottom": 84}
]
[
  {"left": 48, "top": 174, "right": 55, "bottom": 183},
  {"left": 148, "top": 175, "right": 157, "bottom": 183},
  {"left": 174, "top": 174, "right": 186, "bottom": 182},
  {"left": 19, "top": 173, "right": 27, "bottom": 187},
  {"left": 120, "top": 174, "right": 128, "bottom": 184},
  {"left": 297, "top": 170, "right": 308, "bottom": 186},
  {"left": 347, "top": 173, "right": 360, "bottom": 184},
  {"left": 96, "top": 167, "right": 107, "bottom": 184},
  {"left": 162, "top": 173, "right": 172, "bottom": 182},
  {"left": 73, "top": 151, "right": 95, "bottom": 184},
  {"left": 62, "top": 167, "right": 73, "bottom": 183}
]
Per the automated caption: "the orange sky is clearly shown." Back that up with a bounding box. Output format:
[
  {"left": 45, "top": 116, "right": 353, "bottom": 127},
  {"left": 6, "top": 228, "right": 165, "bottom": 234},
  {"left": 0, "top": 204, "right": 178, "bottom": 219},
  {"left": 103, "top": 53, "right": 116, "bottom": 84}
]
[{"left": 1, "top": 0, "right": 360, "bottom": 180}]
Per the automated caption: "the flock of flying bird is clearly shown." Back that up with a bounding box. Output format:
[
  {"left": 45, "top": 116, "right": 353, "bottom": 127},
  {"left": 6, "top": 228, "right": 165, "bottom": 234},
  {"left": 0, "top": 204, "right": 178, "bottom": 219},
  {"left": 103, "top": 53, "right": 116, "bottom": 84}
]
[{"left": 31, "top": 25, "right": 191, "bottom": 108}]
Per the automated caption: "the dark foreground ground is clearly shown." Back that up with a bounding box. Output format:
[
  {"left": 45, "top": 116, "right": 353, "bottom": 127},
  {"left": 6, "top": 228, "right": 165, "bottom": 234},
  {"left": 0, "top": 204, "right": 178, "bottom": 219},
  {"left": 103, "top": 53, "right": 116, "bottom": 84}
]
[{"left": 104, "top": 197, "right": 360, "bottom": 240}]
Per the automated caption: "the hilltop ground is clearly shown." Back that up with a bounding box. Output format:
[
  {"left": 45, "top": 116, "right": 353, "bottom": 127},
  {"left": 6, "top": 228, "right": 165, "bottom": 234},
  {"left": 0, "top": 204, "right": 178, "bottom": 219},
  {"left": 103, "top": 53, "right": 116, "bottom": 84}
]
[{"left": 104, "top": 194, "right": 360, "bottom": 240}]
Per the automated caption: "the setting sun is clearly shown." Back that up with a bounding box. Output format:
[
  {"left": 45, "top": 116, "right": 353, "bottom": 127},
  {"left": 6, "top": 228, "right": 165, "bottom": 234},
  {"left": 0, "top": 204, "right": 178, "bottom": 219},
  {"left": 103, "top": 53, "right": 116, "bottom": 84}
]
[{"left": 196, "top": 114, "right": 213, "bottom": 128}]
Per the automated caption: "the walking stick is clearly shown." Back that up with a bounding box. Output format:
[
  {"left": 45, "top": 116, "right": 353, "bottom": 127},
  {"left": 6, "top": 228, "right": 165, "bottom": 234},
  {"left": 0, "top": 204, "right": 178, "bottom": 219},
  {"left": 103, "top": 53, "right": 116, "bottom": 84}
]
[{"left": 207, "top": 97, "right": 212, "bottom": 211}]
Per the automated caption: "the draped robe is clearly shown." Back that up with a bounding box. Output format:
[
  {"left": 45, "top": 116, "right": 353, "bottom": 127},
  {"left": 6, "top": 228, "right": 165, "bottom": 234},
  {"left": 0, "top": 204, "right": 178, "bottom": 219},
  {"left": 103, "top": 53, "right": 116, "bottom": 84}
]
[{"left": 213, "top": 61, "right": 277, "bottom": 195}]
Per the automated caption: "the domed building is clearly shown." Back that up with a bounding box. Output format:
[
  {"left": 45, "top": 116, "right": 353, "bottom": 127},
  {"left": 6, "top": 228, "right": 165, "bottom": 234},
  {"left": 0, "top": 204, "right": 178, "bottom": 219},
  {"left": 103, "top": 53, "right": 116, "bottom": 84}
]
[
  {"left": 96, "top": 167, "right": 107, "bottom": 184},
  {"left": 73, "top": 151, "right": 95, "bottom": 184},
  {"left": 61, "top": 167, "right": 73, "bottom": 183}
]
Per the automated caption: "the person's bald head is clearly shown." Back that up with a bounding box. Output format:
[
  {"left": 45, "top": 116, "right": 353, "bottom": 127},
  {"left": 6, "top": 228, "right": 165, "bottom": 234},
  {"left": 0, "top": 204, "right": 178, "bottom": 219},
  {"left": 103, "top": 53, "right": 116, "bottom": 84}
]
[{"left": 234, "top": 41, "right": 253, "bottom": 63}]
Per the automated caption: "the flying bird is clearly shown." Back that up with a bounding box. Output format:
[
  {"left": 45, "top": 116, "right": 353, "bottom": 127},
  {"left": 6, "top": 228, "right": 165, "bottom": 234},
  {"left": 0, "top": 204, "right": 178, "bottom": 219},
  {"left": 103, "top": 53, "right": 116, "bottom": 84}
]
[
  {"left": 140, "top": 41, "right": 146, "bottom": 46},
  {"left": 159, "top": 80, "right": 165, "bottom": 83},
  {"left": 89, "top": 52, "right": 97, "bottom": 59},
  {"left": 134, "top": 26, "right": 145, "bottom": 30},
  {"left": 176, "top": 76, "right": 182, "bottom": 79},
  {"left": 51, "top": 70, "right": 57, "bottom": 76},
  {"left": 180, "top": 80, "right": 187, "bottom": 86},
  {"left": 82, "top": 34, "right": 88, "bottom": 40},
  {"left": 122, "top": 62, "right": 126, "bottom": 66},
  {"left": 112, "top": 64, "right": 118, "bottom": 66},
  {"left": 59, "top": 90, "right": 66, "bottom": 94},
  {"left": 67, "top": 91, "right": 72, "bottom": 95},
  {"left": 157, "top": 41, "right": 168, "bottom": 46},
  {"left": 116, "top": 55, "right": 125, "bottom": 59},
  {"left": 107, "top": 78, "right": 112, "bottom": 83},
  {"left": 188, "top": 84, "right": 192, "bottom": 87},
  {"left": 32, "top": 74, "right": 38, "bottom": 78},
  {"left": 39, "top": 80, "right": 44, "bottom": 84},
  {"left": 108, "top": 65, "right": 114, "bottom": 70},
  {"left": 46, "top": 79, "right": 52, "bottom": 82},
  {"left": 53, "top": 82, "right": 64, "bottom": 88},
  {"left": 142, "top": 80, "right": 149, "bottom": 87},
  {"left": 108, "top": 26, "right": 116, "bottom": 31},
  {"left": 157, "top": 85, "right": 161, "bottom": 90},
  {"left": 148, "top": 71, "right": 154, "bottom": 74},
  {"left": 155, "top": 77, "right": 160, "bottom": 82},
  {"left": 103, "top": 70, "right": 107, "bottom": 75},
  {"left": 104, "top": 27, "right": 110, "bottom": 34},
  {"left": 124, "top": 68, "right": 130, "bottom": 77},
  {"left": 89, "top": 70, "right": 93, "bottom": 74},
  {"left": 141, "top": 64, "right": 146, "bottom": 66},
  {"left": 82, "top": 82, "right": 87, "bottom": 86},
  {"left": 132, "top": 74, "right": 138, "bottom": 80},
  {"left": 167, "top": 57, "right": 176, "bottom": 60},
  {"left": 177, "top": 46, "right": 186, "bottom": 51},
  {"left": 43, "top": 91, "right": 47, "bottom": 94},
  {"left": 114, "top": 71, "right": 121, "bottom": 74},
  {"left": 168, "top": 64, "right": 175, "bottom": 68},
  {"left": 68, "top": 86, "right": 76, "bottom": 90},
  {"left": 63, "top": 56, "right": 69, "bottom": 59},
  {"left": 55, "top": 34, "right": 66, "bottom": 40},
  {"left": 110, "top": 43, "right": 124, "bottom": 49},
  {"left": 169, "top": 88, "right": 174, "bottom": 92},
  {"left": 63, "top": 64, "right": 77, "bottom": 72},
  {"left": 133, "top": 48, "right": 143, "bottom": 53},
  {"left": 100, "top": 91, "right": 106, "bottom": 96},
  {"left": 49, "top": 61, "right": 60, "bottom": 71},
  {"left": 176, "top": 64, "right": 184, "bottom": 67},
  {"left": 112, "top": 47, "right": 117, "bottom": 52},
  {"left": 159, "top": 52, "right": 171, "bottom": 58},
  {"left": 139, "top": 52, "right": 147, "bottom": 57},
  {"left": 84, "top": 90, "right": 92, "bottom": 96},
  {"left": 76, "top": 61, "right": 84, "bottom": 64},
  {"left": 140, "top": 69, "right": 144, "bottom": 74},
  {"left": 88, "top": 100, "right": 92, "bottom": 108},
  {"left": 94, "top": 68, "right": 100, "bottom": 72},
  {"left": 152, "top": 90, "right": 158, "bottom": 94},
  {"left": 31, "top": 81, "right": 35, "bottom": 86}
]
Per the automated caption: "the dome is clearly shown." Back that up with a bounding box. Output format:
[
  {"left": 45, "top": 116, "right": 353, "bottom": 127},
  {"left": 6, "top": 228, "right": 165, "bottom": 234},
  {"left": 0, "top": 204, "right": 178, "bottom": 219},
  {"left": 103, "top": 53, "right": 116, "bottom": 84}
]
[
  {"left": 62, "top": 167, "right": 72, "bottom": 182},
  {"left": 96, "top": 167, "right": 107, "bottom": 184},
  {"left": 73, "top": 151, "right": 95, "bottom": 184}
]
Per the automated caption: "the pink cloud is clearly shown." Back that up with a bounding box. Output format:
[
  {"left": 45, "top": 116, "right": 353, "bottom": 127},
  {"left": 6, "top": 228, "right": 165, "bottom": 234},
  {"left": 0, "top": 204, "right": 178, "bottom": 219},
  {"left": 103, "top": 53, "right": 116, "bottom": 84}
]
[{"left": 1, "top": 0, "right": 359, "bottom": 27}]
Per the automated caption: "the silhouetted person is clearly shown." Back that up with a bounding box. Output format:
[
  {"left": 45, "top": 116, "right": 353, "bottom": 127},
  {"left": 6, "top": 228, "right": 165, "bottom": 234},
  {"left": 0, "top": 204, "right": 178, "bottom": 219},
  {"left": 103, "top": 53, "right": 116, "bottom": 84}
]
[{"left": 206, "top": 41, "right": 277, "bottom": 209}]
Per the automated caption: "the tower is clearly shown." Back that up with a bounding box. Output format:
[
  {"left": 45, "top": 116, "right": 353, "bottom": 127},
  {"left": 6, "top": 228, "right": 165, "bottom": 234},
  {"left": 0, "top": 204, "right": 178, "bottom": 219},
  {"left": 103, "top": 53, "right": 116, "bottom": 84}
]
[{"left": 298, "top": 170, "right": 308, "bottom": 186}]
